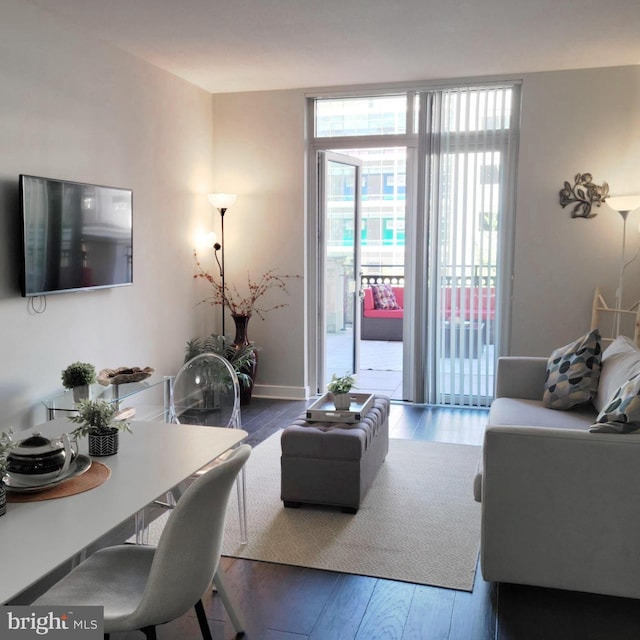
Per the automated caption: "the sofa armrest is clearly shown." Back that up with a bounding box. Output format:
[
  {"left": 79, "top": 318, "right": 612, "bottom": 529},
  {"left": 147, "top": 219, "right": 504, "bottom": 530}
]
[
  {"left": 494, "top": 356, "right": 548, "bottom": 400},
  {"left": 481, "top": 425, "right": 640, "bottom": 598}
]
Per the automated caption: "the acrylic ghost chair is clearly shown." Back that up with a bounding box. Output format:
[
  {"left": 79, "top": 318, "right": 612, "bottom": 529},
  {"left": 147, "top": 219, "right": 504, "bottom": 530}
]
[
  {"left": 167, "top": 352, "right": 248, "bottom": 545},
  {"left": 34, "top": 444, "right": 251, "bottom": 640},
  {"left": 136, "top": 353, "right": 248, "bottom": 544}
]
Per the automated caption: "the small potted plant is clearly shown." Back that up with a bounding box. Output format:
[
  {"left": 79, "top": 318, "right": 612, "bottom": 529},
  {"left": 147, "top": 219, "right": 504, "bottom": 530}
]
[
  {"left": 327, "top": 373, "right": 356, "bottom": 410},
  {"left": 61, "top": 362, "right": 97, "bottom": 402},
  {"left": 68, "top": 399, "right": 131, "bottom": 456},
  {"left": 0, "top": 428, "right": 14, "bottom": 517}
]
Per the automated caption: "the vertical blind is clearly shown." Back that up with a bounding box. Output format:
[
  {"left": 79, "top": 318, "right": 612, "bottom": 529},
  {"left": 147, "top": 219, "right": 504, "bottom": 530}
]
[{"left": 430, "top": 85, "right": 520, "bottom": 406}]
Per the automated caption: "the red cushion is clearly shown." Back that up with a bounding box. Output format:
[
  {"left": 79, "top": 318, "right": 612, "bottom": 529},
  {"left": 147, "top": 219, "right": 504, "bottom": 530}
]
[
  {"left": 442, "top": 287, "right": 495, "bottom": 320},
  {"left": 363, "top": 288, "right": 375, "bottom": 311},
  {"left": 364, "top": 308, "right": 404, "bottom": 319}
]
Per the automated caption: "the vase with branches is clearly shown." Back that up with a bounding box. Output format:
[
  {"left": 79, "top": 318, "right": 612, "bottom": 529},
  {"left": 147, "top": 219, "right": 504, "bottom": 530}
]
[
  {"left": 192, "top": 251, "right": 300, "bottom": 403},
  {"left": 193, "top": 250, "right": 299, "bottom": 320}
]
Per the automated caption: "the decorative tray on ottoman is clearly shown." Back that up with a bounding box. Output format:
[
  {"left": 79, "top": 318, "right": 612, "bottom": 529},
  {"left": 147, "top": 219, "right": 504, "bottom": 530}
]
[{"left": 306, "top": 392, "right": 375, "bottom": 424}]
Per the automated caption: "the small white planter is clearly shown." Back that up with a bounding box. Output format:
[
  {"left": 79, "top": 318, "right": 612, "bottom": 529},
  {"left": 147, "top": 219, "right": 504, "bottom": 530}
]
[
  {"left": 332, "top": 393, "right": 351, "bottom": 410},
  {"left": 72, "top": 385, "right": 91, "bottom": 403}
]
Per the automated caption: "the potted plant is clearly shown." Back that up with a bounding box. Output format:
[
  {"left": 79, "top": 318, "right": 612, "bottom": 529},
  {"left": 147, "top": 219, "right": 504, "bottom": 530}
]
[
  {"left": 185, "top": 334, "right": 259, "bottom": 401},
  {"left": 61, "top": 362, "right": 97, "bottom": 402},
  {"left": 0, "top": 428, "right": 14, "bottom": 517},
  {"left": 68, "top": 399, "right": 131, "bottom": 457},
  {"left": 327, "top": 373, "right": 356, "bottom": 410}
]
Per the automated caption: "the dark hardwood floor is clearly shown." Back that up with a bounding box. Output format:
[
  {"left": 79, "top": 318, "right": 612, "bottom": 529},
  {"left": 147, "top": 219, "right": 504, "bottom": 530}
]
[{"left": 23, "top": 399, "right": 640, "bottom": 639}]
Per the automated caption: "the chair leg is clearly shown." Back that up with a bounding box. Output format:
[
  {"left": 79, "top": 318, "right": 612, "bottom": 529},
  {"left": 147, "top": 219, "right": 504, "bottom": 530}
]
[
  {"left": 134, "top": 511, "right": 149, "bottom": 545},
  {"left": 236, "top": 466, "right": 248, "bottom": 544},
  {"left": 212, "top": 568, "right": 245, "bottom": 635},
  {"left": 141, "top": 626, "right": 157, "bottom": 640},
  {"left": 194, "top": 599, "right": 213, "bottom": 640}
]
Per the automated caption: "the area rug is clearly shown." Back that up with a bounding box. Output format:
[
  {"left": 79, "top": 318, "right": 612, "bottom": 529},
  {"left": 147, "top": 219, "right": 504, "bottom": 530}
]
[{"left": 144, "top": 432, "right": 482, "bottom": 591}]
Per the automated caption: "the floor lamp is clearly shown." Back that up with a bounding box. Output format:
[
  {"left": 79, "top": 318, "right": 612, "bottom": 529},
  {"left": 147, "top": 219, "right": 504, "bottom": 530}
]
[
  {"left": 208, "top": 192, "right": 237, "bottom": 337},
  {"left": 606, "top": 195, "right": 640, "bottom": 336}
]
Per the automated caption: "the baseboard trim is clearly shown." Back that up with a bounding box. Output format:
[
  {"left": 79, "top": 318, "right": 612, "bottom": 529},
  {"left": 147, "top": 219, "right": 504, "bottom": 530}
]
[{"left": 252, "top": 384, "right": 311, "bottom": 401}]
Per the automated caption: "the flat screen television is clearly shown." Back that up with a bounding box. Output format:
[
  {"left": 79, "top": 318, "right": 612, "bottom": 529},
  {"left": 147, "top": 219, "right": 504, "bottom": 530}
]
[{"left": 19, "top": 175, "right": 133, "bottom": 297}]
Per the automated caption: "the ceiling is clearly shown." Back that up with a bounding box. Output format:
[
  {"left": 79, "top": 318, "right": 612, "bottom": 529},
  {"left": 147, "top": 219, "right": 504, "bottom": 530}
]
[{"left": 29, "top": 0, "right": 640, "bottom": 94}]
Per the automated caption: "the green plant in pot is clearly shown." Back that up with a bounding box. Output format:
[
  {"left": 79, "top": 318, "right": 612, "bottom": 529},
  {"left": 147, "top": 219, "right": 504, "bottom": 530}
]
[
  {"left": 327, "top": 373, "right": 356, "bottom": 410},
  {"left": 61, "top": 362, "right": 97, "bottom": 403},
  {"left": 0, "top": 428, "right": 14, "bottom": 517},
  {"left": 69, "top": 399, "right": 131, "bottom": 457},
  {"left": 185, "top": 333, "right": 259, "bottom": 391}
]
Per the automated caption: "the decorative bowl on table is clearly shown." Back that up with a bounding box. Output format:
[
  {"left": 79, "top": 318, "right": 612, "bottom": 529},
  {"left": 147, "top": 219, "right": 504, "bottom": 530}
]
[{"left": 97, "top": 367, "right": 154, "bottom": 386}]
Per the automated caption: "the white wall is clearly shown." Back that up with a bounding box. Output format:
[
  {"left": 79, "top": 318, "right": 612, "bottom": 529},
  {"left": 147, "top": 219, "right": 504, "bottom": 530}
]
[
  {"left": 512, "top": 65, "right": 640, "bottom": 354},
  {"left": 209, "top": 91, "right": 308, "bottom": 399},
  {"left": 210, "top": 65, "right": 640, "bottom": 381},
  {"left": 0, "top": 0, "right": 215, "bottom": 428}
]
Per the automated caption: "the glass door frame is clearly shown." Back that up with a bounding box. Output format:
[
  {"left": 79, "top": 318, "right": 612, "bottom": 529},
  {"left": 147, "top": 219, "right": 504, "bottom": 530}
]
[
  {"left": 317, "top": 151, "right": 363, "bottom": 390},
  {"left": 306, "top": 96, "right": 419, "bottom": 400}
]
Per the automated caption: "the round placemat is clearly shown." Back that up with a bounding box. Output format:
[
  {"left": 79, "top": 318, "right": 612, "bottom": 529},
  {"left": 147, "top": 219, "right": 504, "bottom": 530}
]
[{"left": 6, "top": 461, "right": 111, "bottom": 503}]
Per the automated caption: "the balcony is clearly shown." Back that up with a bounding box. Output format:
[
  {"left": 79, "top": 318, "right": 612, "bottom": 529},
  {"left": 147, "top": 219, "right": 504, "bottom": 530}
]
[{"left": 326, "top": 332, "right": 494, "bottom": 402}]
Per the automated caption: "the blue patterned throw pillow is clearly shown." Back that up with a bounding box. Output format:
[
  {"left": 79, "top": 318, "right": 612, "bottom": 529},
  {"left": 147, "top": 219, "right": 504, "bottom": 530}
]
[
  {"left": 543, "top": 329, "right": 602, "bottom": 410},
  {"left": 590, "top": 371, "right": 640, "bottom": 433}
]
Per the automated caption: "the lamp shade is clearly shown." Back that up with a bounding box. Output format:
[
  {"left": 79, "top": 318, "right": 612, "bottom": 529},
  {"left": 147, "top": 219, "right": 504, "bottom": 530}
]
[
  {"left": 607, "top": 195, "right": 640, "bottom": 215},
  {"left": 208, "top": 193, "right": 237, "bottom": 209}
]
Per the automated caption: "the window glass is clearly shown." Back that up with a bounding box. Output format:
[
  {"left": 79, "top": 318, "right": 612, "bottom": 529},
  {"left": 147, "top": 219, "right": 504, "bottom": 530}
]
[{"left": 316, "top": 96, "right": 407, "bottom": 137}]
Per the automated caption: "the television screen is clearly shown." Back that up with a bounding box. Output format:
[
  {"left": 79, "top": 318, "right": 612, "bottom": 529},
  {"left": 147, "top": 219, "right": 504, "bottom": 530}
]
[{"left": 20, "top": 175, "right": 133, "bottom": 297}]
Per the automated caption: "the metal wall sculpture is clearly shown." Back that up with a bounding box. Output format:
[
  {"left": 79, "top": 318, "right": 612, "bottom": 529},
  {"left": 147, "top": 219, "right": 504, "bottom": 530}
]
[{"left": 559, "top": 173, "right": 609, "bottom": 218}]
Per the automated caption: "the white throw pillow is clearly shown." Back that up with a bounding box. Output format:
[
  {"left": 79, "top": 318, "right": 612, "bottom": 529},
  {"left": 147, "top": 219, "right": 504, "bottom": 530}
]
[{"left": 593, "top": 335, "right": 640, "bottom": 413}]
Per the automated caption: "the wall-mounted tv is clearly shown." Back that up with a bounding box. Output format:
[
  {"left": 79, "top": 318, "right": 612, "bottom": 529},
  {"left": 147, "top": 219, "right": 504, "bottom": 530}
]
[{"left": 20, "top": 175, "right": 133, "bottom": 297}]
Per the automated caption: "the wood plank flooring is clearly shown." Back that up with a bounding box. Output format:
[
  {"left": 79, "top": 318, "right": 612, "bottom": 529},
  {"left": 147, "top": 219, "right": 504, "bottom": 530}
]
[{"left": 24, "top": 399, "right": 640, "bottom": 639}]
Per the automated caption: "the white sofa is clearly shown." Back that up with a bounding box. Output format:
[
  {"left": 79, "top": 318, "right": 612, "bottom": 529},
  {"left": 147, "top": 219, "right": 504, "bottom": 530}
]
[{"left": 475, "top": 335, "right": 640, "bottom": 599}]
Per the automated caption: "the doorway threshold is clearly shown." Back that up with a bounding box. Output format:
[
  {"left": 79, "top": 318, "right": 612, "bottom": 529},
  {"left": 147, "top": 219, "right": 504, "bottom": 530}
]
[{"left": 326, "top": 332, "right": 403, "bottom": 399}]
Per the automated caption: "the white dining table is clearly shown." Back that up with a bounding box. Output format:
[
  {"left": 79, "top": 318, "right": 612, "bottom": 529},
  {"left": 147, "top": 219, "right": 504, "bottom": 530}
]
[{"left": 0, "top": 418, "right": 247, "bottom": 605}]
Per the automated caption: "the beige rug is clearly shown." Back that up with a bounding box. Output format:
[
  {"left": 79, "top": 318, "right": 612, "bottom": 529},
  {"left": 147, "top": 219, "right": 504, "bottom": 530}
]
[{"left": 145, "top": 432, "right": 482, "bottom": 591}]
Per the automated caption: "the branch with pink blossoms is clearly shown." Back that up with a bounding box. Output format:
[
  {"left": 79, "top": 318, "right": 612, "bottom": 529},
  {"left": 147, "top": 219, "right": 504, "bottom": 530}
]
[{"left": 193, "top": 250, "right": 301, "bottom": 320}]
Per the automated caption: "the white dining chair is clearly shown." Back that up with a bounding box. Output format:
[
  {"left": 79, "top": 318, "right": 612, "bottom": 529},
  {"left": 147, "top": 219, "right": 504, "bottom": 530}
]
[{"left": 34, "top": 444, "right": 251, "bottom": 640}]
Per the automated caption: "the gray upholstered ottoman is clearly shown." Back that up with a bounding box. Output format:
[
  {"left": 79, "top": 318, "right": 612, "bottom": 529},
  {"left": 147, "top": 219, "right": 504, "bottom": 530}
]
[{"left": 280, "top": 395, "right": 390, "bottom": 513}]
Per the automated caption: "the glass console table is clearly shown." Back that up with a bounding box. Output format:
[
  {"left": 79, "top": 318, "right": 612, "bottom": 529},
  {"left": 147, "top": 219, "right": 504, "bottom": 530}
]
[{"left": 42, "top": 374, "right": 173, "bottom": 421}]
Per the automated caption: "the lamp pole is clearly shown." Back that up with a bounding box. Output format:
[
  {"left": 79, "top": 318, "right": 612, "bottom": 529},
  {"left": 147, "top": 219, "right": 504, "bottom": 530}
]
[
  {"left": 616, "top": 209, "right": 629, "bottom": 336},
  {"left": 219, "top": 207, "right": 227, "bottom": 337},
  {"left": 208, "top": 193, "right": 237, "bottom": 337},
  {"left": 607, "top": 196, "right": 640, "bottom": 337}
]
